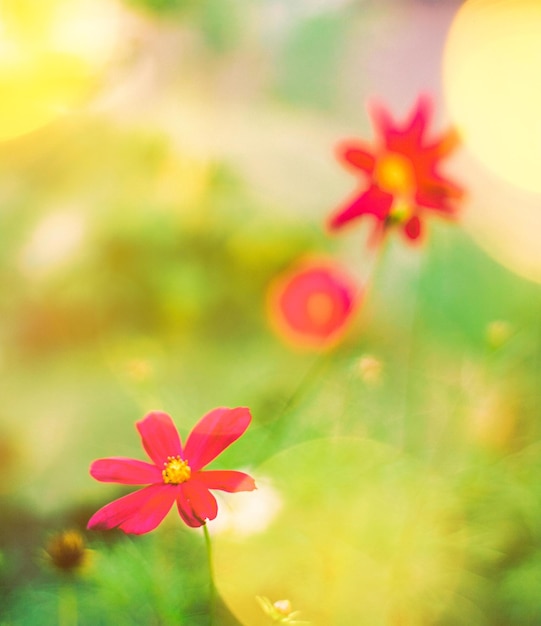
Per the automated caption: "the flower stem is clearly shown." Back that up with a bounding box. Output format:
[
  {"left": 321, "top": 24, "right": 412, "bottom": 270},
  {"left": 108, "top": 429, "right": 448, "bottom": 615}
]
[
  {"left": 202, "top": 523, "right": 216, "bottom": 626},
  {"left": 58, "top": 583, "right": 78, "bottom": 626},
  {"left": 263, "top": 238, "right": 390, "bottom": 457}
]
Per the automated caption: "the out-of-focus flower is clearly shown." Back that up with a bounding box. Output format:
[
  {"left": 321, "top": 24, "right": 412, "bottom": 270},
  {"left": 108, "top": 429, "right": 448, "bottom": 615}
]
[
  {"left": 328, "top": 96, "right": 463, "bottom": 244},
  {"left": 267, "top": 259, "right": 358, "bottom": 350},
  {"left": 87, "top": 409, "right": 256, "bottom": 534},
  {"left": 211, "top": 479, "right": 283, "bottom": 537},
  {"left": 356, "top": 354, "right": 383, "bottom": 385},
  {"left": 44, "top": 530, "right": 92, "bottom": 575},
  {"left": 256, "top": 596, "right": 310, "bottom": 624}
]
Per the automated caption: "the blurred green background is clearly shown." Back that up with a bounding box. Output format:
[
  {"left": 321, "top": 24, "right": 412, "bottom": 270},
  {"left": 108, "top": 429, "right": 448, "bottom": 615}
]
[{"left": 2, "top": 0, "right": 541, "bottom": 624}]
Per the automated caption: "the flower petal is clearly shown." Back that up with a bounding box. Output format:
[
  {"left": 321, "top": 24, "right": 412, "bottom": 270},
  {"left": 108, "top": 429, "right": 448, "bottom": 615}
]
[
  {"left": 370, "top": 100, "right": 394, "bottom": 141},
  {"left": 328, "top": 185, "right": 393, "bottom": 231},
  {"left": 136, "top": 411, "right": 182, "bottom": 466},
  {"left": 267, "top": 260, "right": 357, "bottom": 350},
  {"left": 415, "top": 178, "right": 463, "bottom": 213},
  {"left": 429, "top": 128, "right": 461, "bottom": 158},
  {"left": 87, "top": 484, "right": 176, "bottom": 535},
  {"left": 176, "top": 480, "right": 218, "bottom": 527},
  {"left": 403, "top": 215, "right": 422, "bottom": 241},
  {"left": 195, "top": 470, "right": 257, "bottom": 493},
  {"left": 404, "top": 95, "right": 431, "bottom": 143},
  {"left": 339, "top": 143, "right": 376, "bottom": 174},
  {"left": 90, "top": 457, "right": 163, "bottom": 484},
  {"left": 379, "top": 96, "right": 431, "bottom": 154},
  {"left": 184, "top": 407, "right": 252, "bottom": 471}
]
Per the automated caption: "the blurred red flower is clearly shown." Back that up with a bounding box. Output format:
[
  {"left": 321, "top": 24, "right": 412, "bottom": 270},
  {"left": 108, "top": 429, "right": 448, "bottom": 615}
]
[
  {"left": 87, "top": 409, "right": 256, "bottom": 534},
  {"left": 328, "top": 95, "right": 463, "bottom": 244},
  {"left": 267, "top": 259, "right": 357, "bottom": 350}
]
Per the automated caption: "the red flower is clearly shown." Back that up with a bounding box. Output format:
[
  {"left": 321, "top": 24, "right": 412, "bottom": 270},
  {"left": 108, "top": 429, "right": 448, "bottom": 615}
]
[
  {"left": 328, "top": 95, "right": 463, "bottom": 244},
  {"left": 267, "top": 258, "right": 357, "bottom": 350},
  {"left": 87, "top": 408, "right": 256, "bottom": 534}
]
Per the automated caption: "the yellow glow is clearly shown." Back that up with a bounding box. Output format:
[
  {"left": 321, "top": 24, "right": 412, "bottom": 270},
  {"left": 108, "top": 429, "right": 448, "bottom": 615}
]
[
  {"left": 213, "top": 439, "right": 463, "bottom": 625},
  {"left": 444, "top": 0, "right": 541, "bottom": 193},
  {"left": 0, "top": 0, "right": 120, "bottom": 141},
  {"left": 375, "top": 152, "right": 414, "bottom": 195},
  {"left": 455, "top": 148, "right": 541, "bottom": 284}
]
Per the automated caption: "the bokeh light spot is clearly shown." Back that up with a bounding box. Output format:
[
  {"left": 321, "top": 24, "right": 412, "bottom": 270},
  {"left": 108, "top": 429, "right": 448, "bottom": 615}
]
[
  {"left": 213, "top": 438, "right": 464, "bottom": 626},
  {"left": 444, "top": 0, "right": 541, "bottom": 192},
  {"left": 0, "top": 0, "right": 121, "bottom": 141}
]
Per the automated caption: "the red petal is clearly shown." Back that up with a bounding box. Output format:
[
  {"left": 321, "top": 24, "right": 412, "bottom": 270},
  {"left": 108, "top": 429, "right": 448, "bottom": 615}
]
[
  {"left": 373, "top": 96, "right": 431, "bottom": 156},
  {"left": 370, "top": 101, "right": 394, "bottom": 142},
  {"left": 176, "top": 481, "right": 218, "bottom": 527},
  {"left": 404, "top": 95, "right": 431, "bottom": 143},
  {"left": 416, "top": 178, "right": 463, "bottom": 212},
  {"left": 428, "top": 128, "right": 461, "bottom": 158},
  {"left": 403, "top": 215, "right": 423, "bottom": 241},
  {"left": 183, "top": 407, "right": 252, "bottom": 471},
  {"left": 328, "top": 185, "right": 393, "bottom": 231},
  {"left": 195, "top": 470, "right": 257, "bottom": 492},
  {"left": 90, "top": 457, "right": 162, "bottom": 484},
  {"left": 339, "top": 143, "right": 376, "bottom": 174},
  {"left": 136, "top": 411, "right": 182, "bottom": 467},
  {"left": 87, "top": 484, "right": 176, "bottom": 535}
]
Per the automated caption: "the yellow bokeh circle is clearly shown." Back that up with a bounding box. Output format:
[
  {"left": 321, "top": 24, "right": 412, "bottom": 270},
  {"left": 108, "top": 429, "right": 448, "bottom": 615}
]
[
  {"left": 444, "top": 0, "right": 541, "bottom": 193},
  {"left": 211, "top": 438, "right": 463, "bottom": 625},
  {"left": 0, "top": 0, "right": 121, "bottom": 141}
]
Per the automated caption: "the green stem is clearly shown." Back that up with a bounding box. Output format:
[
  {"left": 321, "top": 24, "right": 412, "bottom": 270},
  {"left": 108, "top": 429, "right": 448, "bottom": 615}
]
[
  {"left": 279, "top": 351, "right": 330, "bottom": 419},
  {"left": 262, "top": 238, "right": 390, "bottom": 457},
  {"left": 58, "top": 583, "right": 77, "bottom": 626},
  {"left": 202, "top": 524, "right": 216, "bottom": 626}
]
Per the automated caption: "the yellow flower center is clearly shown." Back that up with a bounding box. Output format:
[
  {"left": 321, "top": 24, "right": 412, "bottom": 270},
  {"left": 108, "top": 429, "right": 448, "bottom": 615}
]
[
  {"left": 374, "top": 152, "right": 414, "bottom": 195},
  {"left": 162, "top": 456, "right": 191, "bottom": 484},
  {"left": 306, "top": 292, "right": 334, "bottom": 326}
]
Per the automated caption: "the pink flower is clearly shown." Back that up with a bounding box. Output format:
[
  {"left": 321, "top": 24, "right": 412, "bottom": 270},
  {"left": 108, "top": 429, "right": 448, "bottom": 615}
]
[
  {"left": 267, "top": 258, "right": 358, "bottom": 350},
  {"left": 328, "top": 95, "right": 463, "bottom": 244},
  {"left": 87, "top": 408, "right": 256, "bottom": 534}
]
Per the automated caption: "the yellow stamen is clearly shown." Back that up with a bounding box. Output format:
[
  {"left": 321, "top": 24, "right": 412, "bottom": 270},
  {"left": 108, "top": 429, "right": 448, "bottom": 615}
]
[
  {"left": 162, "top": 456, "right": 191, "bottom": 484},
  {"left": 375, "top": 152, "right": 414, "bottom": 195}
]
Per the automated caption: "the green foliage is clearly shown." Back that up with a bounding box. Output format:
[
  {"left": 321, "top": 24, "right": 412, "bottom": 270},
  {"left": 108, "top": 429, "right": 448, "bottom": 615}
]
[{"left": 0, "top": 1, "right": 540, "bottom": 623}]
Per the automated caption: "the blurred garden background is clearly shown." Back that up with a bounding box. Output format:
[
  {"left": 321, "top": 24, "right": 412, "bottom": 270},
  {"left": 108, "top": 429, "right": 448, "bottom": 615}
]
[{"left": 2, "top": 0, "right": 541, "bottom": 624}]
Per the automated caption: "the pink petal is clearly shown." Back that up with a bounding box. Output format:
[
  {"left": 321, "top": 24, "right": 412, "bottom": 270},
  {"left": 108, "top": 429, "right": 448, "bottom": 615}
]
[
  {"left": 416, "top": 179, "right": 463, "bottom": 213},
  {"left": 176, "top": 480, "right": 218, "bottom": 527},
  {"left": 373, "top": 96, "right": 431, "bottom": 155},
  {"left": 370, "top": 101, "right": 394, "bottom": 141},
  {"left": 90, "top": 458, "right": 162, "bottom": 485},
  {"left": 339, "top": 143, "right": 376, "bottom": 174},
  {"left": 428, "top": 128, "right": 461, "bottom": 158},
  {"left": 195, "top": 470, "right": 257, "bottom": 492},
  {"left": 403, "top": 215, "right": 423, "bottom": 241},
  {"left": 136, "top": 411, "right": 182, "bottom": 467},
  {"left": 328, "top": 185, "right": 393, "bottom": 231},
  {"left": 184, "top": 407, "right": 252, "bottom": 471},
  {"left": 87, "top": 484, "right": 176, "bottom": 535},
  {"left": 404, "top": 95, "right": 431, "bottom": 143}
]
